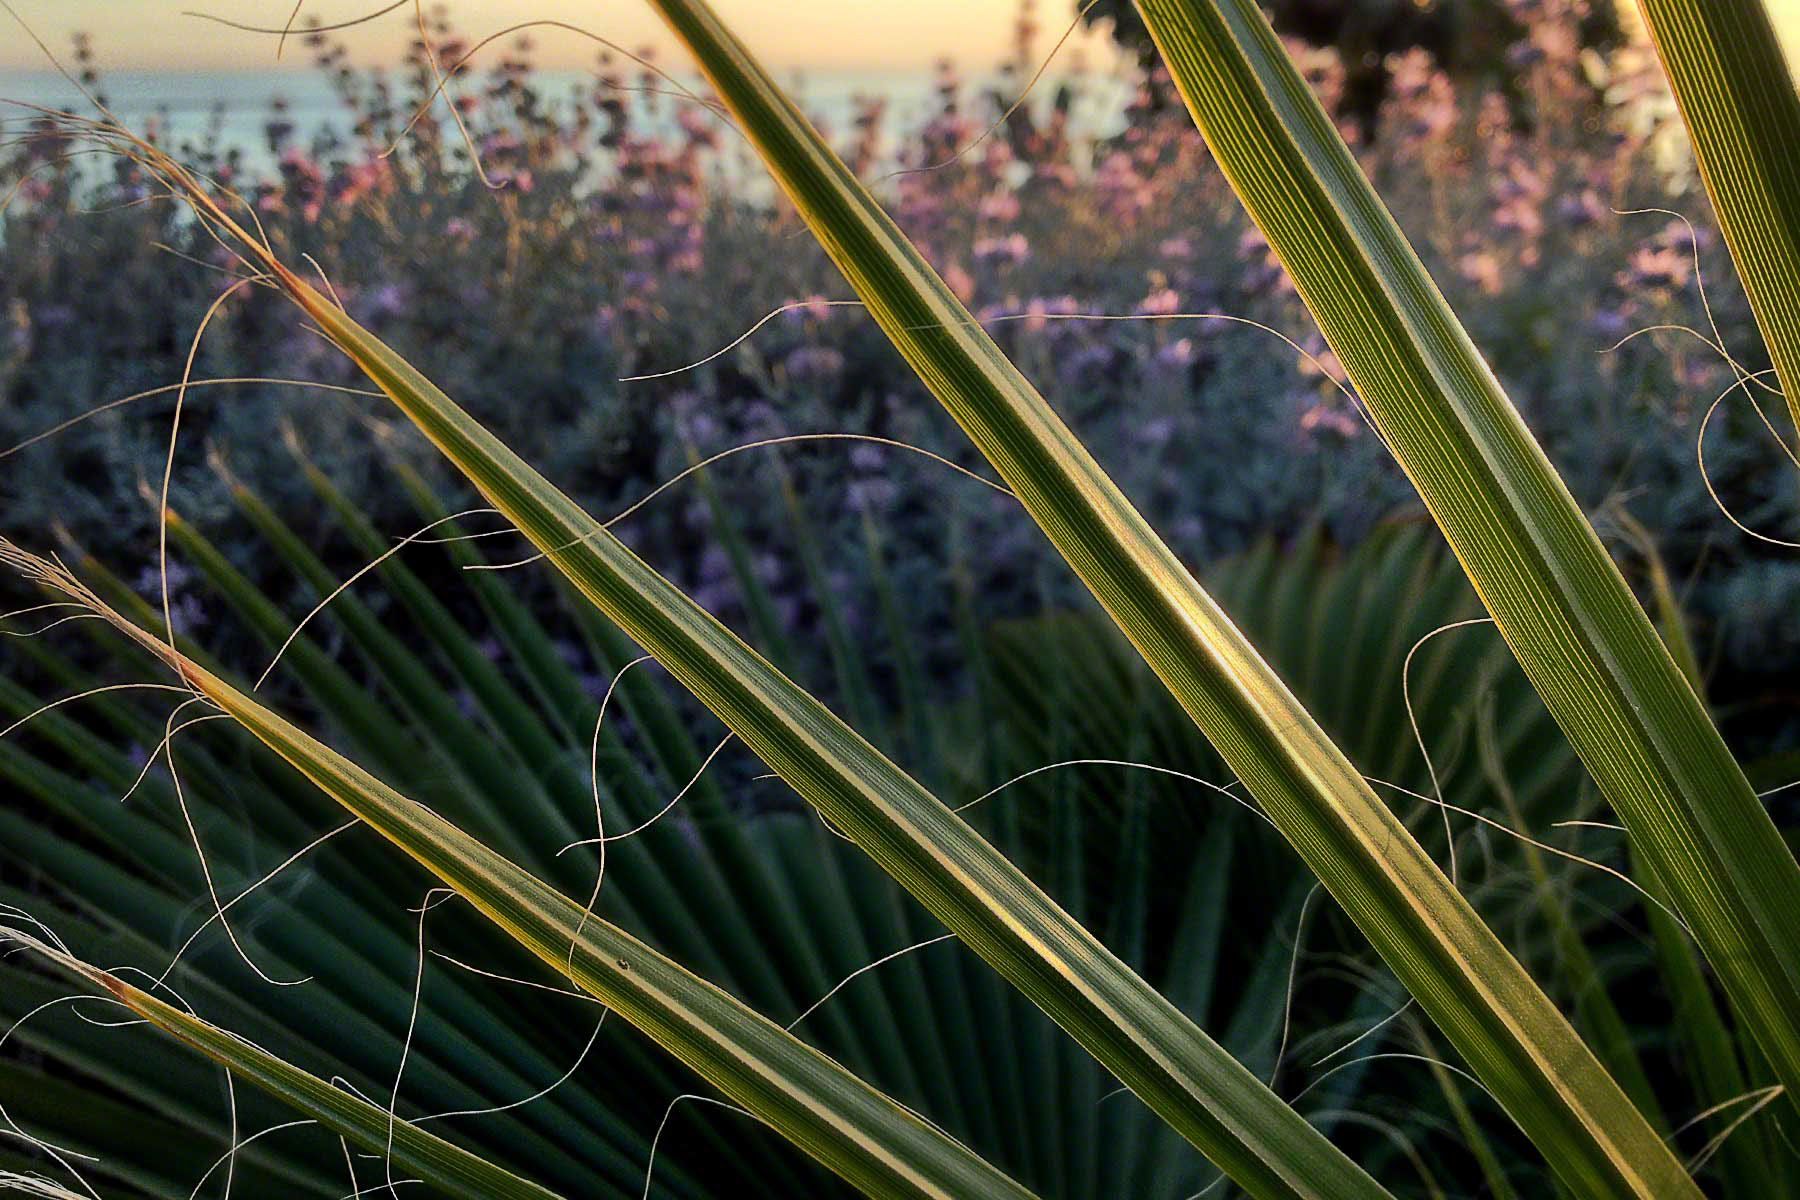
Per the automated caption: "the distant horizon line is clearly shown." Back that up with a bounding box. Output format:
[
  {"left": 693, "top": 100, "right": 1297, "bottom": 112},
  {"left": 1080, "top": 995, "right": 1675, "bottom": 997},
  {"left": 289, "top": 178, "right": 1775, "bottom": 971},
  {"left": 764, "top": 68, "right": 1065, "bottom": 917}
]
[{"left": 0, "top": 60, "right": 1015, "bottom": 75}]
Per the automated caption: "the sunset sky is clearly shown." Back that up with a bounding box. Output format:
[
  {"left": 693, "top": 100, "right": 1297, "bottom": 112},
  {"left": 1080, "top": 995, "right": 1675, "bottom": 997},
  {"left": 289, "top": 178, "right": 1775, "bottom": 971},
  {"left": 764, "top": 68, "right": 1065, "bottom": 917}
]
[
  {"left": 0, "top": 0, "right": 1116, "bottom": 71},
  {"left": 1, "top": 1, "right": 1798, "bottom": 73},
  {"left": 6, "top": 0, "right": 1791, "bottom": 74}
]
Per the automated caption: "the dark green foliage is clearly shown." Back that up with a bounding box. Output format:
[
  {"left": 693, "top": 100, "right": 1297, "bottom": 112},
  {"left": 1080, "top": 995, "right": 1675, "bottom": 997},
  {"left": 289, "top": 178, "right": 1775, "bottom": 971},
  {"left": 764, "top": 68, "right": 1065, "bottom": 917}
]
[{"left": 15, "top": 456, "right": 1765, "bottom": 1196}]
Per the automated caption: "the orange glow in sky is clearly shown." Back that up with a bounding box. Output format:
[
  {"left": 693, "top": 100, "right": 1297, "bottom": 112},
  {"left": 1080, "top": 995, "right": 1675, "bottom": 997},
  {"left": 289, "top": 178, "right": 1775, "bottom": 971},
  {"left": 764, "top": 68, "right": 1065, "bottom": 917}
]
[
  {"left": 0, "top": 0, "right": 1120, "bottom": 71},
  {"left": 3, "top": 1, "right": 1798, "bottom": 74}
]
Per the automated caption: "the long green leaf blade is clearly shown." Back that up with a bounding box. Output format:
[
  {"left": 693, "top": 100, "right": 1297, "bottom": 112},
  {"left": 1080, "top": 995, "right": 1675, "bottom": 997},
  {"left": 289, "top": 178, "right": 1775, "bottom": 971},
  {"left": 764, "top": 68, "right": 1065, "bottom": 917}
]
[
  {"left": 601, "top": 2, "right": 1693, "bottom": 1195},
  {"left": 123, "top": 140, "right": 1394, "bottom": 1199},
  {"left": 0, "top": 542, "right": 1040, "bottom": 1200},
  {"left": 294, "top": 266, "right": 1384, "bottom": 1200},
  {"left": 1634, "top": 0, "right": 1800, "bottom": 439},
  {"left": 3, "top": 929, "right": 566, "bottom": 1200},
  {"left": 1134, "top": 0, "right": 1800, "bottom": 1144}
]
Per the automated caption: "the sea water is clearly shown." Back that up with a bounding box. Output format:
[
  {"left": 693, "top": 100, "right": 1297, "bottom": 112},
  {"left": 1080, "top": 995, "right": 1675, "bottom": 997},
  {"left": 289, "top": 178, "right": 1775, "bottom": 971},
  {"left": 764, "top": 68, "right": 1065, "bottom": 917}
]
[{"left": 0, "top": 64, "right": 1134, "bottom": 185}]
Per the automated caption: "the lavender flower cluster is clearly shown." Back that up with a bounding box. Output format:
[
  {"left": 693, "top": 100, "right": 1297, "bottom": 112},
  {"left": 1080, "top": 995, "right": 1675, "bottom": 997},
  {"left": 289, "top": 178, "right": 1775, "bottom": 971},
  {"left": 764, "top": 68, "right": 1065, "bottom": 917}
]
[{"left": 2, "top": 0, "right": 1795, "bottom": 739}]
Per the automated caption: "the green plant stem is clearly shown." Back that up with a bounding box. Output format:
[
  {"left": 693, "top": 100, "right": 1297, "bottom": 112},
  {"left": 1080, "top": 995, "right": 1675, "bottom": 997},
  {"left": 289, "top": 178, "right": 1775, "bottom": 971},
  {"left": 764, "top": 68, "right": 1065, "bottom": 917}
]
[
  {"left": 1134, "top": 0, "right": 1800, "bottom": 1163},
  {"left": 1635, "top": 0, "right": 1800, "bottom": 442},
  {"left": 625, "top": 0, "right": 1700, "bottom": 1194}
]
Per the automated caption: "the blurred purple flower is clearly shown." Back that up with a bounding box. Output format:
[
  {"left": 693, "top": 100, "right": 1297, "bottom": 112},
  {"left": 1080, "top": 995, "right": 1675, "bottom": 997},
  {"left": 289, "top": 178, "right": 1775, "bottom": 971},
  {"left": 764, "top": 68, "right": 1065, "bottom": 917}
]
[
  {"left": 784, "top": 345, "right": 846, "bottom": 383},
  {"left": 1154, "top": 337, "right": 1197, "bottom": 370},
  {"left": 943, "top": 262, "right": 976, "bottom": 304},
  {"left": 973, "top": 233, "right": 1029, "bottom": 268},
  {"left": 1555, "top": 190, "right": 1607, "bottom": 228},
  {"left": 1591, "top": 304, "right": 1634, "bottom": 342},
  {"left": 671, "top": 390, "right": 720, "bottom": 443},
  {"left": 847, "top": 477, "right": 899, "bottom": 515},
  {"left": 978, "top": 189, "right": 1021, "bottom": 224},
  {"left": 1300, "top": 402, "right": 1362, "bottom": 440},
  {"left": 1134, "top": 415, "right": 1177, "bottom": 446},
  {"left": 698, "top": 543, "right": 732, "bottom": 583},
  {"left": 784, "top": 295, "right": 836, "bottom": 324},
  {"left": 359, "top": 282, "right": 407, "bottom": 322},
  {"left": 1138, "top": 287, "right": 1180, "bottom": 316},
  {"left": 1458, "top": 251, "right": 1504, "bottom": 295}
]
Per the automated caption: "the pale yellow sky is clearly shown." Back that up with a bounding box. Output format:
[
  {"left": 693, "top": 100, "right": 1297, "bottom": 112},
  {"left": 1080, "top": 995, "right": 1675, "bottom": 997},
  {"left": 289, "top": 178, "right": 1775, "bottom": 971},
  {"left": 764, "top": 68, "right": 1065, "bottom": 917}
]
[
  {"left": 0, "top": 0, "right": 1112, "bottom": 71},
  {"left": 1, "top": 0, "right": 1798, "bottom": 73}
]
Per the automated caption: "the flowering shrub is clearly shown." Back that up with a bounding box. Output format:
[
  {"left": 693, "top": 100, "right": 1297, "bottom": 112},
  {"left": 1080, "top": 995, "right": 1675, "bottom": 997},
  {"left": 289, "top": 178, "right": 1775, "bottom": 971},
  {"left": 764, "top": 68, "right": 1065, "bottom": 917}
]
[{"left": 1, "top": 1, "right": 1793, "bottom": 747}]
